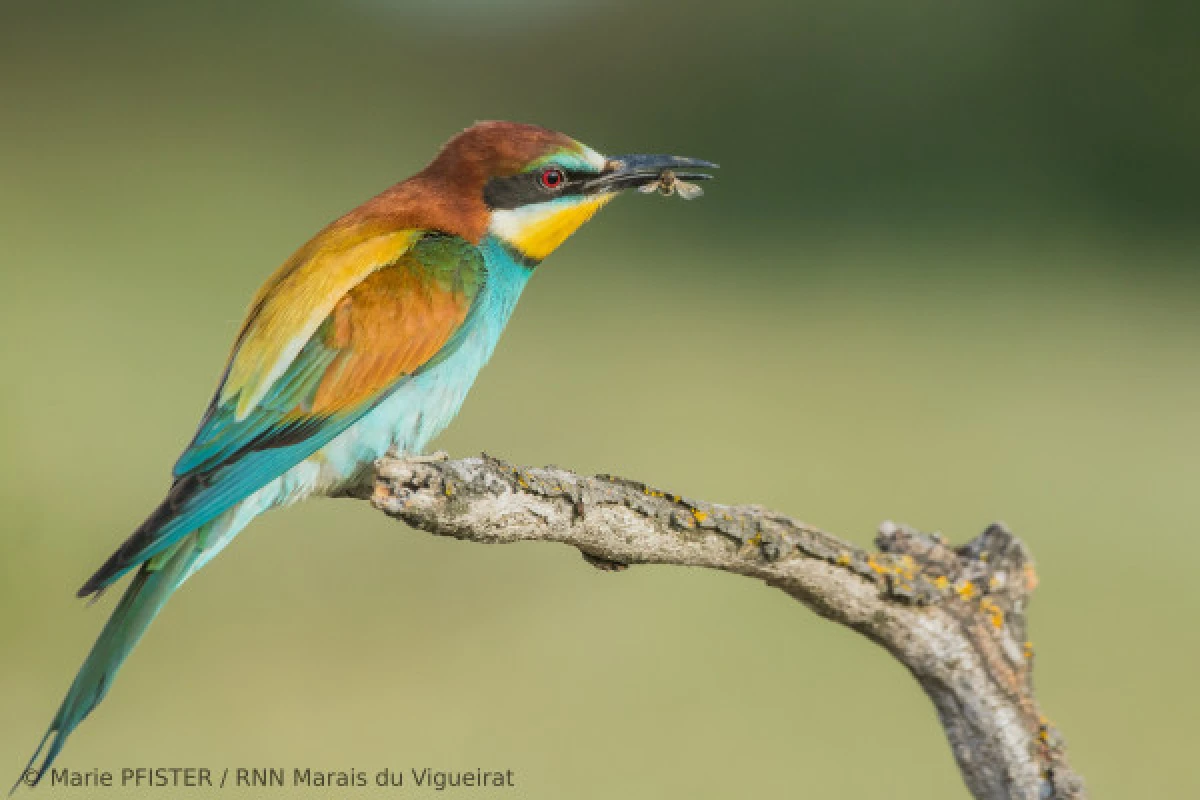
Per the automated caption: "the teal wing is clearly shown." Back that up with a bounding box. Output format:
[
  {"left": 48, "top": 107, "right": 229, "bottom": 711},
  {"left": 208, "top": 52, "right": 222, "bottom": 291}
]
[{"left": 78, "top": 233, "right": 486, "bottom": 597}]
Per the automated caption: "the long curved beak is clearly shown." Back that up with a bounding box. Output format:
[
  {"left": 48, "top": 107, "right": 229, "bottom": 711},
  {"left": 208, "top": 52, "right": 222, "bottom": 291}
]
[{"left": 583, "top": 154, "right": 719, "bottom": 194}]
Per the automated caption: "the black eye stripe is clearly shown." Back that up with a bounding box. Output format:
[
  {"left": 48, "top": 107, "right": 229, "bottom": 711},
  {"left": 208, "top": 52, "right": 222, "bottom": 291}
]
[{"left": 483, "top": 167, "right": 595, "bottom": 210}]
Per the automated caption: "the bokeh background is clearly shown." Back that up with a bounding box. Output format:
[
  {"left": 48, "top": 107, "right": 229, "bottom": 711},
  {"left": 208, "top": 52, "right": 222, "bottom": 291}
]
[{"left": 2, "top": 1, "right": 1198, "bottom": 797}]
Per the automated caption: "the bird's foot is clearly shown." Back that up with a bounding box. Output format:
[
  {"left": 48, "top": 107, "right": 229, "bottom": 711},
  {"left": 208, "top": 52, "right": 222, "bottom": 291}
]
[
  {"left": 581, "top": 552, "right": 630, "bottom": 572},
  {"left": 374, "top": 451, "right": 452, "bottom": 510},
  {"left": 386, "top": 448, "right": 450, "bottom": 463}
]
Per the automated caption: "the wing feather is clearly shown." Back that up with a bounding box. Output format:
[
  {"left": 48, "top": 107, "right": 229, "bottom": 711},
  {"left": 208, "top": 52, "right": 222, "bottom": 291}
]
[
  {"left": 223, "top": 224, "right": 423, "bottom": 420},
  {"left": 78, "top": 233, "right": 485, "bottom": 597}
]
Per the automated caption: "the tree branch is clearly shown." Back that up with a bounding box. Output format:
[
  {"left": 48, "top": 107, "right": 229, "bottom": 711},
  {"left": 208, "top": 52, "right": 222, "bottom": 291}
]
[{"left": 361, "top": 454, "right": 1087, "bottom": 800}]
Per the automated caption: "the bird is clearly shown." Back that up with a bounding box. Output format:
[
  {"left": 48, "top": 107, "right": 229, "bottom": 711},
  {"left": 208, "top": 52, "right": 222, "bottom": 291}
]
[{"left": 13, "top": 121, "right": 715, "bottom": 791}]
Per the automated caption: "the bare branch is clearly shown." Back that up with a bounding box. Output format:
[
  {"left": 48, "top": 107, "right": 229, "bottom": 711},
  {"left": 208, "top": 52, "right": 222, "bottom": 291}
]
[{"left": 362, "top": 454, "right": 1087, "bottom": 800}]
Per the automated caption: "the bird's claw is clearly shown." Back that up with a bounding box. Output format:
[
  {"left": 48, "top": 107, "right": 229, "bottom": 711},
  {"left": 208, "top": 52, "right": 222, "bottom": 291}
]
[{"left": 387, "top": 449, "right": 450, "bottom": 464}]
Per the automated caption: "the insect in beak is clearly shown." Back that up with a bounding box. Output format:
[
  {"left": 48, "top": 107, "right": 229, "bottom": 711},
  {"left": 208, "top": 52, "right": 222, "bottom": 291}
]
[{"left": 637, "top": 169, "right": 706, "bottom": 200}]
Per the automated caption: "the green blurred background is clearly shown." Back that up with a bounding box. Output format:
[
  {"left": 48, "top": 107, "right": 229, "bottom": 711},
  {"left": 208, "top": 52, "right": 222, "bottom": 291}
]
[{"left": 2, "top": 1, "right": 1197, "bottom": 797}]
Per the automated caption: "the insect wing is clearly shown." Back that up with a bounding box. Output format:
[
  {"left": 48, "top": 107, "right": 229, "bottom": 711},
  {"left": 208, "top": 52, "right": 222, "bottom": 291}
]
[{"left": 674, "top": 179, "right": 705, "bottom": 200}]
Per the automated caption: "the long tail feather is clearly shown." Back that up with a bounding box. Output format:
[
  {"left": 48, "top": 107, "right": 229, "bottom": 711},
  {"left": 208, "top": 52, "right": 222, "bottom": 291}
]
[{"left": 12, "top": 537, "right": 202, "bottom": 794}]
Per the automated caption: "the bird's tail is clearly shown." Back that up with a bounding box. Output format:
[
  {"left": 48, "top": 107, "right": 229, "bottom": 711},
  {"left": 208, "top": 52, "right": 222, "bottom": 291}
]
[{"left": 12, "top": 535, "right": 203, "bottom": 794}]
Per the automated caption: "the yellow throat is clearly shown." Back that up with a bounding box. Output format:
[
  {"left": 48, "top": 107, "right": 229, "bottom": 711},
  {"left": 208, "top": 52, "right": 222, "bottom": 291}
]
[{"left": 488, "top": 194, "right": 614, "bottom": 262}]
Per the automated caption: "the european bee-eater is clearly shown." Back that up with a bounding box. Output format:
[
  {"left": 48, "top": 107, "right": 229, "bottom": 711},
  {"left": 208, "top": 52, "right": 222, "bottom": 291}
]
[{"left": 15, "top": 121, "right": 714, "bottom": 789}]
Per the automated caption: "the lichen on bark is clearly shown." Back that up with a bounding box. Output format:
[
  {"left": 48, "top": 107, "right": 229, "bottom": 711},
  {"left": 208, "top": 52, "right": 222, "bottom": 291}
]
[{"left": 362, "top": 454, "right": 1086, "bottom": 800}]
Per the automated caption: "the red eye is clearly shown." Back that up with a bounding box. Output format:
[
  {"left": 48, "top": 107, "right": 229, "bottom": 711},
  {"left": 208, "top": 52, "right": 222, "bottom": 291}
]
[{"left": 539, "top": 167, "right": 565, "bottom": 190}]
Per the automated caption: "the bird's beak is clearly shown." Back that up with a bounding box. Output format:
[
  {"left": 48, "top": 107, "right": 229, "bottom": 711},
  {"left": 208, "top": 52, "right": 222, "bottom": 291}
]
[{"left": 583, "top": 154, "right": 719, "bottom": 194}]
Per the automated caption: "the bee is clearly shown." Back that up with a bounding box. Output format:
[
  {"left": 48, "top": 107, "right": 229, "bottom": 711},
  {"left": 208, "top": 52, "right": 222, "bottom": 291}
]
[{"left": 639, "top": 169, "right": 705, "bottom": 200}]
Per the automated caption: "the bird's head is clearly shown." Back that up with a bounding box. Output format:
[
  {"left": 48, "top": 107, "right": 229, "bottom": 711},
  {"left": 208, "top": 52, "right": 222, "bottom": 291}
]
[{"left": 412, "top": 121, "right": 716, "bottom": 264}]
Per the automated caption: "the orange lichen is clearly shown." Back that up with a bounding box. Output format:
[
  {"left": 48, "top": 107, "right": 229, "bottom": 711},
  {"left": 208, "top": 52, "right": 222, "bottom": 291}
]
[
  {"left": 1023, "top": 641, "right": 1035, "bottom": 660},
  {"left": 866, "top": 556, "right": 890, "bottom": 575},
  {"left": 955, "top": 580, "right": 978, "bottom": 601},
  {"left": 979, "top": 598, "right": 1004, "bottom": 629},
  {"left": 692, "top": 510, "right": 709, "bottom": 523},
  {"left": 836, "top": 552, "right": 852, "bottom": 567},
  {"left": 933, "top": 575, "right": 949, "bottom": 590},
  {"left": 1023, "top": 563, "right": 1040, "bottom": 592}
]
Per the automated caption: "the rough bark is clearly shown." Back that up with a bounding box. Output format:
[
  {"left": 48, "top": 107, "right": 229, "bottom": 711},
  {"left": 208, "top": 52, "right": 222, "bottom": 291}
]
[{"left": 359, "top": 454, "right": 1087, "bottom": 800}]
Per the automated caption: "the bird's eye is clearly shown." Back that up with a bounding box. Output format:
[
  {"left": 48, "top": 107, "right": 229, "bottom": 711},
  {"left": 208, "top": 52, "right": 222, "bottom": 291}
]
[{"left": 539, "top": 167, "right": 565, "bottom": 191}]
